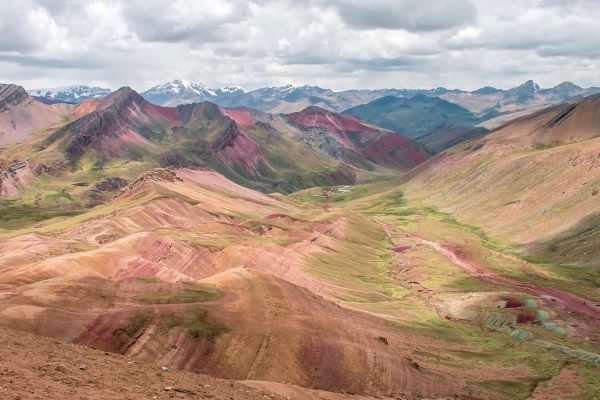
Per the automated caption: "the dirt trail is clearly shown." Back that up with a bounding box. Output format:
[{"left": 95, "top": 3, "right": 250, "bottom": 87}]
[{"left": 406, "top": 235, "right": 600, "bottom": 320}]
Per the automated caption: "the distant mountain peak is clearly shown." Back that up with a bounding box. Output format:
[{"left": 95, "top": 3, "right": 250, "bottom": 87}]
[
  {"left": 554, "top": 81, "right": 581, "bottom": 90},
  {"left": 0, "top": 83, "right": 28, "bottom": 99},
  {"left": 104, "top": 86, "right": 143, "bottom": 102},
  {"left": 27, "top": 85, "right": 111, "bottom": 103},
  {"left": 507, "top": 80, "right": 542, "bottom": 102},
  {"left": 217, "top": 85, "right": 246, "bottom": 94},
  {"left": 0, "top": 83, "right": 29, "bottom": 110},
  {"left": 93, "top": 86, "right": 152, "bottom": 115},
  {"left": 141, "top": 79, "right": 219, "bottom": 106},
  {"left": 518, "top": 80, "right": 541, "bottom": 92},
  {"left": 300, "top": 105, "right": 333, "bottom": 114},
  {"left": 146, "top": 79, "right": 214, "bottom": 96},
  {"left": 472, "top": 86, "right": 502, "bottom": 95}
]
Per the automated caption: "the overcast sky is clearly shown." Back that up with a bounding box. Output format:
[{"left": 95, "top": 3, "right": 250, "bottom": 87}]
[{"left": 0, "top": 0, "right": 599, "bottom": 91}]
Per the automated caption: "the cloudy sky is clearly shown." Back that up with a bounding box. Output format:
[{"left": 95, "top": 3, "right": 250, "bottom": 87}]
[{"left": 0, "top": 0, "right": 598, "bottom": 91}]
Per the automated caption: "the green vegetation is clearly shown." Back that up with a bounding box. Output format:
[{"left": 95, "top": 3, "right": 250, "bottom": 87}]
[
  {"left": 0, "top": 200, "right": 83, "bottom": 230},
  {"left": 524, "top": 213, "right": 600, "bottom": 268},
  {"left": 159, "top": 307, "right": 228, "bottom": 338},
  {"left": 135, "top": 282, "right": 222, "bottom": 304},
  {"left": 579, "top": 367, "right": 600, "bottom": 399},
  {"left": 134, "top": 276, "right": 162, "bottom": 284},
  {"left": 113, "top": 313, "right": 150, "bottom": 338}
]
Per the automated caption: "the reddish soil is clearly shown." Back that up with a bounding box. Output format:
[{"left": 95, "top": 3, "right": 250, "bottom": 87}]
[
  {"left": 501, "top": 296, "right": 524, "bottom": 308},
  {"left": 407, "top": 235, "right": 600, "bottom": 320},
  {"left": 516, "top": 313, "right": 536, "bottom": 324},
  {"left": 393, "top": 245, "right": 411, "bottom": 253},
  {"left": 528, "top": 366, "right": 583, "bottom": 400},
  {"left": 287, "top": 107, "right": 429, "bottom": 170},
  {"left": 221, "top": 108, "right": 255, "bottom": 130},
  {"left": 363, "top": 133, "right": 429, "bottom": 166},
  {"left": 71, "top": 98, "right": 101, "bottom": 119},
  {"left": 148, "top": 103, "right": 181, "bottom": 125},
  {"left": 0, "top": 325, "right": 291, "bottom": 400},
  {"left": 216, "top": 132, "right": 266, "bottom": 175},
  {"left": 287, "top": 107, "right": 377, "bottom": 135}
]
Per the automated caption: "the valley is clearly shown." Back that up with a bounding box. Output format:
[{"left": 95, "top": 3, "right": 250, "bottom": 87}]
[
  {"left": 0, "top": 83, "right": 599, "bottom": 400},
  {"left": 0, "top": 163, "right": 598, "bottom": 399},
  {"left": 3, "top": 0, "right": 600, "bottom": 398}
]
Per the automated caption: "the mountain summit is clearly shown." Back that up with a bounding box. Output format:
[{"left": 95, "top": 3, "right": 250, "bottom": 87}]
[
  {"left": 28, "top": 85, "right": 111, "bottom": 103},
  {"left": 140, "top": 79, "right": 217, "bottom": 106}
]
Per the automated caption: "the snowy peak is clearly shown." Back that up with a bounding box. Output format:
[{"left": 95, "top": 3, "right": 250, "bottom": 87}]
[
  {"left": 141, "top": 79, "right": 221, "bottom": 106},
  {"left": 28, "top": 85, "right": 111, "bottom": 103},
  {"left": 215, "top": 86, "right": 246, "bottom": 95},
  {"left": 144, "top": 79, "right": 215, "bottom": 96},
  {"left": 250, "top": 84, "right": 328, "bottom": 100}
]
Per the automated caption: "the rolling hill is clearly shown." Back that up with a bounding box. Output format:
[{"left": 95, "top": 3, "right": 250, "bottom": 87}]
[
  {"left": 2, "top": 166, "right": 596, "bottom": 399},
  {"left": 401, "top": 93, "right": 600, "bottom": 267}
]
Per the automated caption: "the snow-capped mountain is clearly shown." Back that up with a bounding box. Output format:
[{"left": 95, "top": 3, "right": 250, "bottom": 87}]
[
  {"left": 214, "top": 86, "right": 246, "bottom": 95},
  {"left": 140, "top": 79, "right": 218, "bottom": 106},
  {"left": 28, "top": 85, "right": 111, "bottom": 103}
]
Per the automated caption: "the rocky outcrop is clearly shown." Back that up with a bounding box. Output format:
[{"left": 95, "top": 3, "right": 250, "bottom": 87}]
[
  {"left": 0, "top": 84, "right": 29, "bottom": 111},
  {"left": 94, "top": 177, "right": 129, "bottom": 192}
]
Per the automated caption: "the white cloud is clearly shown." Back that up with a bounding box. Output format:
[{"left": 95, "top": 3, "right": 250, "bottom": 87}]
[{"left": 0, "top": 0, "right": 598, "bottom": 91}]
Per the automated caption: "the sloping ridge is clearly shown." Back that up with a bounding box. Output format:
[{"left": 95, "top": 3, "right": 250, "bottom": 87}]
[
  {"left": 533, "top": 93, "right": 600, "bottom": 145},
  {"left": 342, "top": 94, "right": 479, "bottom": 140},
  {"left": 287, "top": 106, "right": 429, "bottom": 169},
  {"left": 0, "top": 83, "right": 72, "bottom": 145},
  {"left": 401, "top": 94, "right": 600, "bottom": 262},
  {"left": 41, "top": 87, "right": 177, "bottom": 161},
  {"left": 0, "top": 83, "right": 29, "bottom": 111}
]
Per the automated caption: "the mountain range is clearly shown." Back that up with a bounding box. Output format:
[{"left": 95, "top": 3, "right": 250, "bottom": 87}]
[
  {"left": 28, "top": 79, "right": 600, "bottom": 154},
  {"left": 138, "top": 79, "right": 600, "bottom": 120},
  {"left": 1, "top": 83, "right": 428, "bottom": 203},
  {"left": 28, "top": 85, "right": 112, "bottom": 103},
  {"left": 2, "top": 78, "right": 600, "bottom": 399}
]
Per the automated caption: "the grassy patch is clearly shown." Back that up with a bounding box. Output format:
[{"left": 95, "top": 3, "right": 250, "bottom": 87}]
[
  {"left": 579, "top": 367, "right": 600, "bottom": 399},
  {"left": 474, "top": 379, "right": 537, "bottom": 400},
  {"left": 0, "top": 200, "right": 83, "bottom": 230},
  {"left": 524, "top": 213, "right": 600, "bottom": 268},
  {"left": 134, "top": 276, "right": 162, "bottom": 284},
  {"left": 135, "top": 282, "right": 222, "bottom": 304},
  {"left": 159, "top": 307, "right": 228, "bottom": 338},
  {"left": 113, "top": 313, "right": 150, "bottom": 338}
]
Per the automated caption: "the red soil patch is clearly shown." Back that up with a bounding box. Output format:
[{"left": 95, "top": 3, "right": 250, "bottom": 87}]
[
  {"left": 288, "top": 107, "right": 376, "bottom": 135},
  {"left": 216, "top": 132, "right": 266, "bottom": 175},
  {"left": 364, "top": 133, "right": 429, "bottom": 166},
  {"left": 0, "top": 325, "right": 291, "bottom": 400},
  {"left": 148, "top": 103, "right": 180, "bottom": 125},
  {"left": 71, "top": 98, "right": 101, "bottom": 119},
  {"left": 393, "top": 245, "right": 411, "bottom": 253},
  {"left": 407, "top": 234, "right": 600, "bottom": 320},
  {"left": 516, "top": 313, "right": 536, "bottom": 324},
  {"left": 221, "top": 108, "right": 255, "bottom": 130},
  {"left": 501, "top": 296, "right": 524, "bottom": 308}
]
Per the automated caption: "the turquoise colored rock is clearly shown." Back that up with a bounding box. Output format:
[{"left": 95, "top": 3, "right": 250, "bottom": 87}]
[
  {"left": 524, "top": 298, "right": 537, "bottom": 308},
  {"left": 536, "top": 310, "right": 549, "bottom": 321}
]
